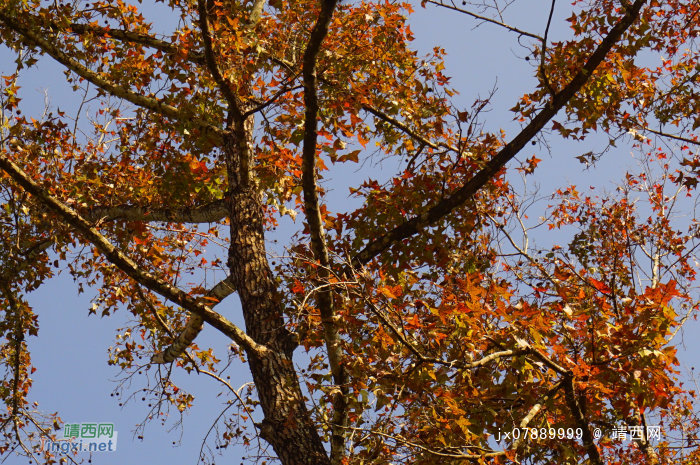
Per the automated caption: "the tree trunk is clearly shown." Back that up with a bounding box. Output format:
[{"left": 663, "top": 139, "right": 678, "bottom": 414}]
[{"left": 224, "top": 130, "right": 331, "bottom": 465}]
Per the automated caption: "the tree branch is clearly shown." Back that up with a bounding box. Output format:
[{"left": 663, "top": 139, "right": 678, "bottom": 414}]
[
  {"left": 562, "top": 376, "right": 603, "bottom": 465},
  {"left": 0, "top": 153, "right": 265, "bottom": 358},
  {"left": 338, "top": 424, "right": 503, "bottom": 459},
  {"left": 363, "top": 292, "right": 530, "bottom": 369},
  {"left": 530, "top": 348, "right": 570, "bottom": 375},
  {"left": 337, "top": 381, "right": 561, "bottom": 465},
  {"left": 638, "top": 125, "right": 700, "bottom": 146},
  {"left": 246, "top": 0, "right": 267, "bottom": 27},
  {"left": 539, "top": 0, "right": 558, "bottom": 99},
  {"left": 151, "top": 275, "right": 236, "bottom": 364},
  {"left": 350, "top": 0, "right": 647, "bottom": 268},
  {"left": 83, "top": 199, "right": 229, "bottom": 223},
  {"left": 424, "top": 0, "right": 543, "bottom": 41},
  {"left": 18, "top": 238, "right": 53, "bottom": 263},
  {"left": 627, "top": 411, "right": 660, "bottom": 464},
  {"left": 300, "top": 1, "right": 348, "bottom": 462},
  {"left": 244, "top": 83, "right": 304, "bottom": 117},
  {"left": 511, "top": 381, "right": 564, "bottom": 451},
  {"left": 362, "top": 104, "right": 460, "bottom": 153},
  {"left": 0, "top": 11, "right": 225, "bottom": 142},
  {"left": 197, "top": 0, "right": 243, "bottom": 123},
  {"left": 64, "top": 23, "right": 205, "bottom": 65}
]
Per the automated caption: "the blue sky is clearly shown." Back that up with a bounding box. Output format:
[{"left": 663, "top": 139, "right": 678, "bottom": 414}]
[{"left": 3, "top": 0, "right": 699, "bottom": 463}]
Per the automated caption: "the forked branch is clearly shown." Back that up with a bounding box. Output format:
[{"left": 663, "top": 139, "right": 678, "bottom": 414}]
[{"left": 563, "top": 376, "right": 603, "bottom": 465}]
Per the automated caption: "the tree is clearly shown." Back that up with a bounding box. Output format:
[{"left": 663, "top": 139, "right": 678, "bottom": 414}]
[{"left": 0, "top": 0, "right": 700, "bottom": 463}]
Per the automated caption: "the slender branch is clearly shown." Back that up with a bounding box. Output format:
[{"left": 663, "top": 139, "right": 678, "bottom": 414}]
[
  {"left": 244, "top": 83, "right": 304, "bottom": 117},
  {"left": 487, "top": 213, "right": 561, "bottom": 289},
  {"left": 336, "top": 424, "right": 504, "bottom": 459},
  {"left": 0, "top": 11, "right": 225, "bottom": 142},
  {"left": 638, "top": 125, "right": 700, "bottom": 146},
  {"left": 362, "top": 104, "right": 460, "bottom": 153},
  {"left": 137, "top": 284, "right": 211, "bottom": 370},
  {"left": 300, "top": 0, "right": 347, "bottom": 462},
  {"left": 65, "top": 23, "right": 205, "bottom": 65},
  {"left": 530, "top": 348, "right": 570, "bottom": 375},
  {"left": 23, "top": 414, "right": 81, "bottom": 465},
  {"left": 267, "top": 52, "right": 462, "bottom": 163},
  {"left": 18, "top": 238, "right": 53, "bottom": 262},
  {"left": 364, "top": 292, "right": 529, "bottom": 369},
  {"left": 83, "top": 199, "right": 229, "bottom": 223},
  {"left": 139, "top": 284, "right": 203, "bottom": 365},
  {"left": 137, "top": 285, "right": 176, "bottom": 338},
  {"left": 197, "top": 0, "right": 243, "bottom": 123},
  {"left": 364, "top": 295, "right": 447, "bottom": 364},
  {"left": 424, "top": 0, "right": 543, "bottom": 41},
  {"left": 540, "top": 0, "right": 558, "bottom": 98},
  {"left": 0, "top": 153, "right": 265, "bottom": 358},
  {"left": 350, "top": 0, "right": 647, "bottom": 268}
]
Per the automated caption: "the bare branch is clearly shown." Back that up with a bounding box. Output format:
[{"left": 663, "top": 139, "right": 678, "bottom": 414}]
[
  {"left": 638, "top": 126, "right": 700, "bottom": 147},
  {"left": 539, "top": 0, "right": 558, "bottom": 98},
  {"left": 487, "top": 212, "right": 561, "bottom": 289},
  {"left": 337, "top": 424, "right": 504, "bottom": 459},
  {"left": 424, "top": 0, "right": 543, "bottom": 41}
]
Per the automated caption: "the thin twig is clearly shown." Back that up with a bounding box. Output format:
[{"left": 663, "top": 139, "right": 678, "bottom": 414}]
[{"left": 425, "top": 0, "right": 543, "bottom": 41}]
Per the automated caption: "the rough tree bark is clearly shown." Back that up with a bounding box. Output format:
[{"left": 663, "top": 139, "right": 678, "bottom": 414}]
[{"left": 224, "top": 124, "right": 330, "bottom": 463}]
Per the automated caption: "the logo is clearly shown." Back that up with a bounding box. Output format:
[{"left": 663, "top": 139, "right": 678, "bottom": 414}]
[{"left": 38, "top": 422, "right": 118, "bottom": 453}]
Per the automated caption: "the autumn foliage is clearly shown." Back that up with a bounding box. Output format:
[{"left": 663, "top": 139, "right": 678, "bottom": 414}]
[{"left": 1, "top": 0, "right": 700, "bottom": 464}]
